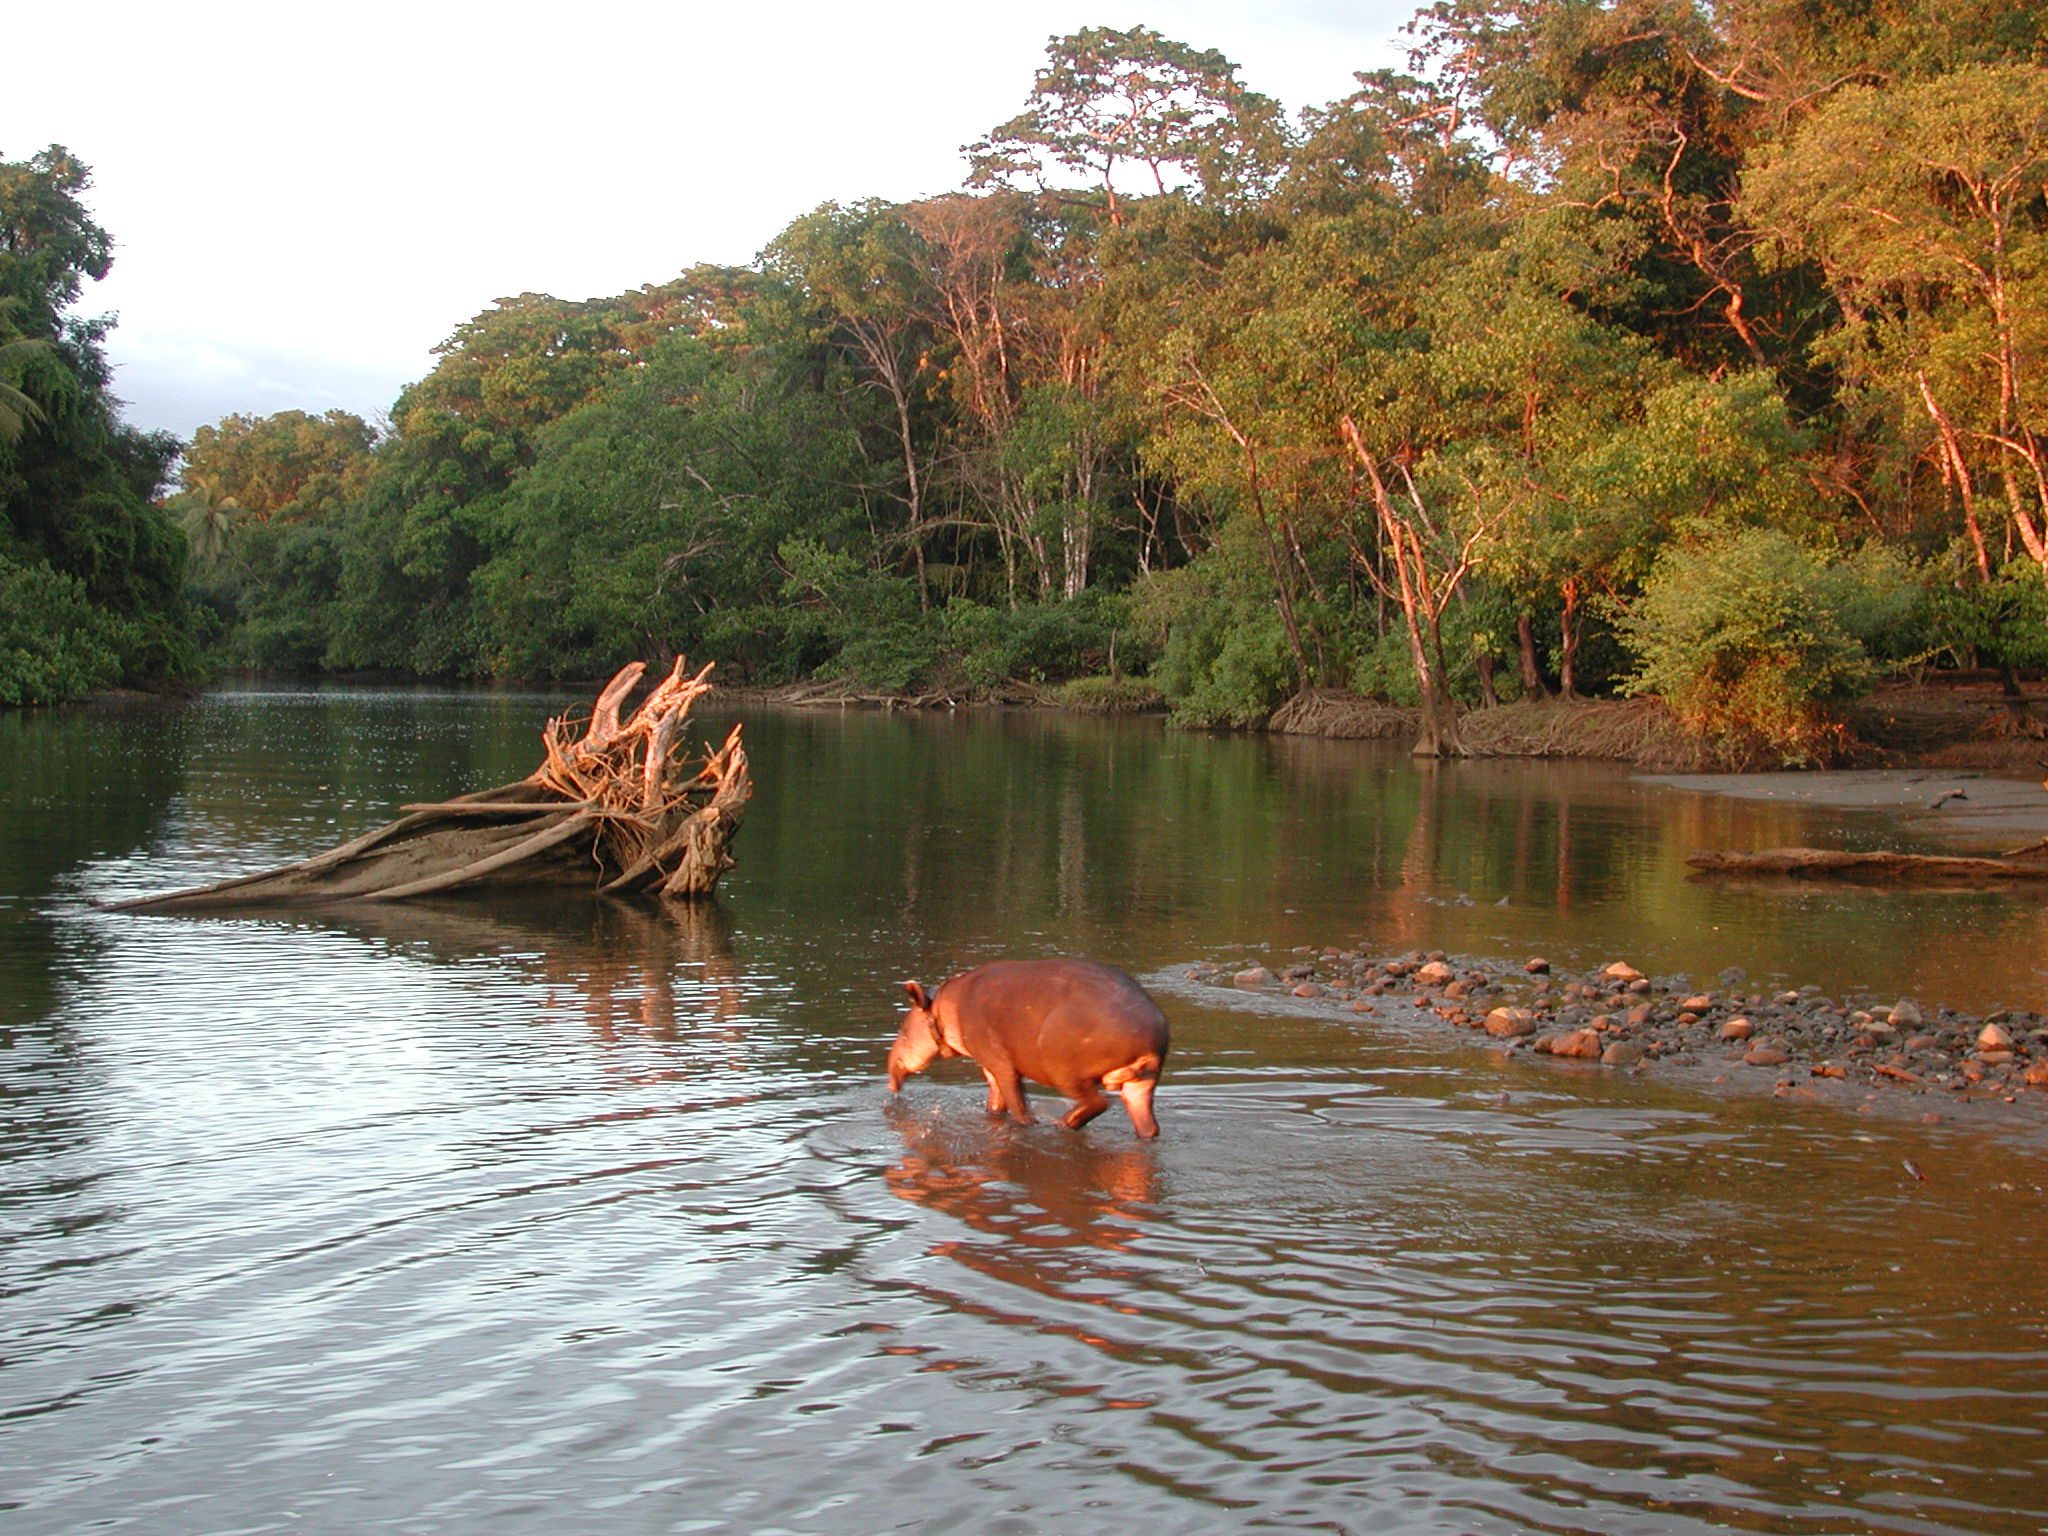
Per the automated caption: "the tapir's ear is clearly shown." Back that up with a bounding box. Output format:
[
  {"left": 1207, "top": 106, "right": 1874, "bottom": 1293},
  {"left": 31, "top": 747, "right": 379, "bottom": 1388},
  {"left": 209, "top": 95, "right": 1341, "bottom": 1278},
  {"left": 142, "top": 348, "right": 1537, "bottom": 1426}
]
[{"left": 900, "top": 980, "right": 930, "bottom": 1011}]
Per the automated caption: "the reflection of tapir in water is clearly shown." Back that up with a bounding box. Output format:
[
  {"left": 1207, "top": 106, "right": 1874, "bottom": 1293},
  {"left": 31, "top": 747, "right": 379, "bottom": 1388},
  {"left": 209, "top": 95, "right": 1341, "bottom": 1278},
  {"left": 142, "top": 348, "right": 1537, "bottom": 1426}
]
[{"left": 887, "top": 959, "right": 1170, "bottom": 1137}]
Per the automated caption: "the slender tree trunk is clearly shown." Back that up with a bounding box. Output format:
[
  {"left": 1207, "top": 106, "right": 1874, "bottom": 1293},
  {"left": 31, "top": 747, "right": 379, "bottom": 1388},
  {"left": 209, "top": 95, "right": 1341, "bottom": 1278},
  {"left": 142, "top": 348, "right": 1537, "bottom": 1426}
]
[
  {"left": 1558, "top": 580, "right": 1581, "bottom": 700},
  {"left": 1517, "top": 613, "right": 1551, "bottom": 699},
  {"left": 1341, "top": 416, "right": 1464, "bottom": 757},
  {"left": 1255, "top": 513, "right": 1311, "bottom": 691},
  {"left": 1475, "top": 651, "right": 1500, "bottom": 709},
  {"left": 1919, "top": 372, "right": 1994, "bottom": 581},
  {"left": 1226, "top": 430, "right": 1309, "bottom": 690}
]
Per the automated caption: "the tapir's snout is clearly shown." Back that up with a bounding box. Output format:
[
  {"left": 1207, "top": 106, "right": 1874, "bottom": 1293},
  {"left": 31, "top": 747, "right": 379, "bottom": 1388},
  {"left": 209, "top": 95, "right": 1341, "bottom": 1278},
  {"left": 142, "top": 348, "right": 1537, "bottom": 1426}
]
[{"left": 887, "top": 984, "right": 943, "bottom": 1093}]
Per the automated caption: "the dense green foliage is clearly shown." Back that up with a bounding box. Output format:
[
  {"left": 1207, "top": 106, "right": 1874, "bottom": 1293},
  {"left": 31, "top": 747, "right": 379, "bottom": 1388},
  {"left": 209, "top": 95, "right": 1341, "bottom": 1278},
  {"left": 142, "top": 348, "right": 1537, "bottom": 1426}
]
[
  {"left": 1, "top": 147, "right": 193, "bottom": 704},
  {"left": 1619, "top": 527, "right": 1876, "bottom": 763},
  {"left": 27, "top": 9, "right": 2048, "bottom": 755}
]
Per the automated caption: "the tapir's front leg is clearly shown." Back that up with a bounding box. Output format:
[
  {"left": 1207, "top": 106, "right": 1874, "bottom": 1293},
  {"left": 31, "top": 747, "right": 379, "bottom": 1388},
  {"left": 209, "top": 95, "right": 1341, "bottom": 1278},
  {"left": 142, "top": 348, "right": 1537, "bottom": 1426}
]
[{"left": 983, "top": 1060, "right": 1033, "bottom": 1124}]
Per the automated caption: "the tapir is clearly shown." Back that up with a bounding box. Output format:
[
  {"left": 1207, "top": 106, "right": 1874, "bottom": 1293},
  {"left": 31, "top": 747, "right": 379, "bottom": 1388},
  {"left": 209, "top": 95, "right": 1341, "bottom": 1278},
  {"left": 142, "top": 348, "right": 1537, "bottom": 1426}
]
[{"left": 887, "top": 959, "right": 1171, "bottom": 1137}]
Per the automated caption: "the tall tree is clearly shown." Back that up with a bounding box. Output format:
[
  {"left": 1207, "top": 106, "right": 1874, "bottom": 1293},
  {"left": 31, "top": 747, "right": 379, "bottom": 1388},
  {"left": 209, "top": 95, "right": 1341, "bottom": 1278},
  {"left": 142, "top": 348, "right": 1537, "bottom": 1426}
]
[
  {"left": 765, "top": 201, "right": 942, "bottom": 602},
  {"left": 0, "top": 145, "right": 192, "bottom": 699},
  {"left": 967, "top": 26, "right": 1289, "bottom": 221},
  {"left": 1744, "top": 64, "right": 2048, "bottom": 581}
]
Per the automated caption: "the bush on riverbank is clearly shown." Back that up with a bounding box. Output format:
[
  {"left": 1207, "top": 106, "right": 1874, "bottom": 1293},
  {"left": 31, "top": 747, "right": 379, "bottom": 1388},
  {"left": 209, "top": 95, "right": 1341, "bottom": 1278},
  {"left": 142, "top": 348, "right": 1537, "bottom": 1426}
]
[
  {"left": 1616, "top": 528, "right": 1897, "bottom": 767},
  {"left": 0, "top": 555, "right": 123, "bottom": 706}
]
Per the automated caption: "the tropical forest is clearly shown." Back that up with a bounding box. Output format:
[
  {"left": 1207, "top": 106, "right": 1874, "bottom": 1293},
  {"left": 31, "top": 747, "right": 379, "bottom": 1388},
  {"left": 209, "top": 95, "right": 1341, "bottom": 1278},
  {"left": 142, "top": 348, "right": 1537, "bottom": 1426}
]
[{"left": 6, "top": 2, "right": 2047, "bottom": 766}]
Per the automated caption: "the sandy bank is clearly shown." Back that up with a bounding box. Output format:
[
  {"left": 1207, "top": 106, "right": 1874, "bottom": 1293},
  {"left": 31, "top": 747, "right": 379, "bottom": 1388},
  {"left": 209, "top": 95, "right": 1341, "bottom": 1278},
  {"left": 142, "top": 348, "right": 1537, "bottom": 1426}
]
[{"left": 1643, "top": 767, "right": 2048, "bottom": 850}]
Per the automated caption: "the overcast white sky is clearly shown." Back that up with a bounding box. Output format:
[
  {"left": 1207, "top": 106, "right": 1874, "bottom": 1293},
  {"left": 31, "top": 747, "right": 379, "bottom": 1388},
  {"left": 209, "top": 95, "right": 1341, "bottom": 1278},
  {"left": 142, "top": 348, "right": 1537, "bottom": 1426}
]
[{"left": 6, "top": 1, "right": 1417, "bottom": 439}]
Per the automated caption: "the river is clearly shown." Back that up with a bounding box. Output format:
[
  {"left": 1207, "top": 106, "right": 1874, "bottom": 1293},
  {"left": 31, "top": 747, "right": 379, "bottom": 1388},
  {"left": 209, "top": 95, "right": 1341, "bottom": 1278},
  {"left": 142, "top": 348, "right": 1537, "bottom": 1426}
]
[{"left": 3, "top": 686, "right": 2046, "bottom": 1533}]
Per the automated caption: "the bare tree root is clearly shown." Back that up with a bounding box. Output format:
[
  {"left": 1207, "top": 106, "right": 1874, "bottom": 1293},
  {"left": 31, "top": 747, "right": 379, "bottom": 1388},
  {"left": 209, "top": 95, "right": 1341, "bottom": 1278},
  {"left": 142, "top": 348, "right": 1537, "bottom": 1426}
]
[{"left": 114, "top": 657, "right": 751, "bottom": 913}]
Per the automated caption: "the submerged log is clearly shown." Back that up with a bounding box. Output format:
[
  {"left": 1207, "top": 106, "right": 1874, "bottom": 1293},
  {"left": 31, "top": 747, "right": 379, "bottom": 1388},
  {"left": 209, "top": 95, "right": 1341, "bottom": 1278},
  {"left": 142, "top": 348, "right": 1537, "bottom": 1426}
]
[
  {"left": 1687, "top": 847, "right": 2048, "bottom": 885},
  {"left": 115, "top": 658, "right": 751, "bottom": 912}
]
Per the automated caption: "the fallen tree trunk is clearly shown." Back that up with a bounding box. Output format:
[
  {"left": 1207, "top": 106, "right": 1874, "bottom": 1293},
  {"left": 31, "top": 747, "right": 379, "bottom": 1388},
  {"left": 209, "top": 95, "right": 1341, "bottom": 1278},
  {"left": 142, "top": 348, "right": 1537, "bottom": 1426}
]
[
  {"left": 115, "top": 657, "right": 750, "bottom": 912},
  {"left": 1687, "top": 847, "right": 2048, "bottom": 885}
]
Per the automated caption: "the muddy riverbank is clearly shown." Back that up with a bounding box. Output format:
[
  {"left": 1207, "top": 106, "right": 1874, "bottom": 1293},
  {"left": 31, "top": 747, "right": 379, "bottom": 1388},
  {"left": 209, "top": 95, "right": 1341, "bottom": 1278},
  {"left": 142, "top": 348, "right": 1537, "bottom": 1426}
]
[
  {"left": 740, "top": 674, "right": 2048, "bottom": 772},
  {"left": 1267, "top": 680, "right": 2048, "bottom": 771}
]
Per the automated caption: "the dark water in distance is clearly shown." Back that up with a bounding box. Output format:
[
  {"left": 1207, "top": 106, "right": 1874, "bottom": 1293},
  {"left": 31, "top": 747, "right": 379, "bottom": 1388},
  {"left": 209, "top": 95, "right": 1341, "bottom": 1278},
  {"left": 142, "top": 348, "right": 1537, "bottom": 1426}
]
[{"left": 4, "top": 686, "right": 2047, "bottom": 1534}]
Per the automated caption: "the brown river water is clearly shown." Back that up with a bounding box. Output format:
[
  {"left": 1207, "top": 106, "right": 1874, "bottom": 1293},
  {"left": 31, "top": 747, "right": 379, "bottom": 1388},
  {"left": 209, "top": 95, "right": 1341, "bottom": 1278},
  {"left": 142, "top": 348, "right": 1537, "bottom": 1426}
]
[{"left": 3, "top": 687, "right": 2046, "bottom": 1534}]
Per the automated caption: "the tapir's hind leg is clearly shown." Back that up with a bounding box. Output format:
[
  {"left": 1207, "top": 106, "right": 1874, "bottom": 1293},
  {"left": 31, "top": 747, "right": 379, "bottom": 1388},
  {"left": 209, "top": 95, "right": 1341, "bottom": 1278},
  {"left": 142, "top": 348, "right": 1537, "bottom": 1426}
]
[
  {"left": 1119, "top": 1076, "right": 1160, "bottom": 1139},
  {"left": 1060, "top": 1083, "right": 1111, "bottom": 1130}
]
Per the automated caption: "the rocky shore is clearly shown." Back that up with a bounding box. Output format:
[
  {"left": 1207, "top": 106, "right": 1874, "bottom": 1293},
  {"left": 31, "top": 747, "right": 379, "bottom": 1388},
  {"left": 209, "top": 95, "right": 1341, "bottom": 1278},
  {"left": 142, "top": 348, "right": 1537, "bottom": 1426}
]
[{"left": 1184, "top": 948, "right": 2048, "bottom": 1117}]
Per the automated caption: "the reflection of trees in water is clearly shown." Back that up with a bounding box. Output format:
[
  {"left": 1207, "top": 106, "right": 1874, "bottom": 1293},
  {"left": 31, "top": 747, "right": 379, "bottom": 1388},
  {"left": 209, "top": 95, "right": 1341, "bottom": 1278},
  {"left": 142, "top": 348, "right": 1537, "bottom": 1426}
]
[
  {"left": 1, "top": 702, "right": 188, "bottom": 1032},
  {"left": 163, "top": 689, "right": 579, "bottom": 855},
  {"left": 558, "top": 899, "right": 747, "bottom": 1047},
  {"left": 312, "top": 894, "right": 747, "bottom": 1053},
  {"left": 751, "top": 710, "right": 1679, "bottom": 959}
]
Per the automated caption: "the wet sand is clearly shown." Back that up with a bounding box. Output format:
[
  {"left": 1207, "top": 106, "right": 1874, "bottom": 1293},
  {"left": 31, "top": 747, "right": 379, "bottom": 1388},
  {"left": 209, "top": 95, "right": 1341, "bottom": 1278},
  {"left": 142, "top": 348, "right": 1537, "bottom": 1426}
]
[{"left": 1643, "top": 767, "right": 2048, "bottom": 849}]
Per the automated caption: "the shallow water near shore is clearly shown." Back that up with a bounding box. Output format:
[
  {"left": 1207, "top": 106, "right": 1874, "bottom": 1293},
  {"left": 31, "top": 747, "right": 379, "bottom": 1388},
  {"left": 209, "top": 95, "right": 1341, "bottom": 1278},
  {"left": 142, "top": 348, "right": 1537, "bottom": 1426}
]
[{"left": 4, "top": 686, "right": 2047, "bottom": 1533}]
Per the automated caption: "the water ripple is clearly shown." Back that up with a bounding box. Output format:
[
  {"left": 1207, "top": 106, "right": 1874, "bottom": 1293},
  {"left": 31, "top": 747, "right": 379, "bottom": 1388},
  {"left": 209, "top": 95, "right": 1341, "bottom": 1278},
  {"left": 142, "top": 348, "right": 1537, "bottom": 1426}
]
[{"left": 5, "top": 697, "right": 2048, "bottom": 1533}]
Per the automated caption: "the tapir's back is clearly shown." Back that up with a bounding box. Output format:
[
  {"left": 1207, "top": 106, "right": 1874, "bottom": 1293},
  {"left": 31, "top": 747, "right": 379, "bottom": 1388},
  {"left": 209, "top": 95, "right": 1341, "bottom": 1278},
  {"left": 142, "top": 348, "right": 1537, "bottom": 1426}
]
[{"left": 944, "top": 958, "right": 1169, "bottom": 1083}]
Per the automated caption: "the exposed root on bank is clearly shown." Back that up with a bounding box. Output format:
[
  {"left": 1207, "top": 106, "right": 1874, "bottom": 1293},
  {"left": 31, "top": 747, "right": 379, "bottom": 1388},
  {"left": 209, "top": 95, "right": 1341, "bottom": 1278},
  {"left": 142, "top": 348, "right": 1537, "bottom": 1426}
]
[
  {"left": 1267, "top": 689, "right": 1419, "bottom": 740},
  {"left": 1454, "top": 698, "right": 1711, "bottom": 768},
  {"left": 1268, "top": 691, "right": 1713, "bottom": 767},
  {"left": 114, "top": 657, "right": 751, "bottom": 912}
]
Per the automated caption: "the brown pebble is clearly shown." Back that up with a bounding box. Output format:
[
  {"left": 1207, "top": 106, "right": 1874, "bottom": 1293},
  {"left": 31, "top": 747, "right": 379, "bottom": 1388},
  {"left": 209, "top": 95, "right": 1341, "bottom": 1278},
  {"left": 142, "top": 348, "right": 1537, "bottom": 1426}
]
[
  {"left": 1525, "top": 957, "right": 1550, "bottom": 974},
  {"left": 1978, "top": 1023, "right": 2014, "bottom": 1052},
  {"left": 1603, "top": 961, "right": 1643, "bottom": 983},
  {"left": 1680, "top": 995, "right": 1712, "bottom": 1012},
  {"left": 1292, "top": 983, "right": 1324, "bottom": 998},
  {"left": 1444, "top": 980, "right": 1470, "bottom": 1000},
  {"left": 1484, "top": 1007, "right": 1539, "bottom": 1039},
  {"left": 1544, "top": 1028, "right": 1603, "bottom": 1059},
  {"left": 1234, "top": 967, "right": 1273, "bottom": 988},
  {"left": 1720, "top": 1017, "right": 1754, "bottom": 1041},
  {"left": 1602, "top": 1041, "right": 1646, "bottom": 1067},
  {"left": 1744, "top": 1042, "right": 1791, "bottom": 1067},
  {"left": 1625, "top": 1004, "right": 1653, "bottom": 1028},
  {"left": 1415, "top": 961, "right": 1454, "bottom": 987}
]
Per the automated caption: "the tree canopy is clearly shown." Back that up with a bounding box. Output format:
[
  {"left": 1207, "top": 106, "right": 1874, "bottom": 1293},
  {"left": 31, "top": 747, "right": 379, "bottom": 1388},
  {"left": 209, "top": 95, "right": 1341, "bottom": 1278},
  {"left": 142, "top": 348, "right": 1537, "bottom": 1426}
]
[
  {"left": 1, "top": 145, "right": 191, "bottom": 704},
  {"left": 20, "top": 9, "right": 2048, "bottom": 759}
]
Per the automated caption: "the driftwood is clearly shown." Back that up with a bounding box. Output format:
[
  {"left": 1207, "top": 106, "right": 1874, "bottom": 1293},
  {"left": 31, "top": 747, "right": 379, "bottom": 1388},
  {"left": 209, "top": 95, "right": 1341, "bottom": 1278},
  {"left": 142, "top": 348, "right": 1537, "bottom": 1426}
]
[
  {"left": 116, "top": 658, "right": 750, "bottom": 913},
  {"left": 1687, "top": 847, "right": 2048, "bottom": 885}
]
